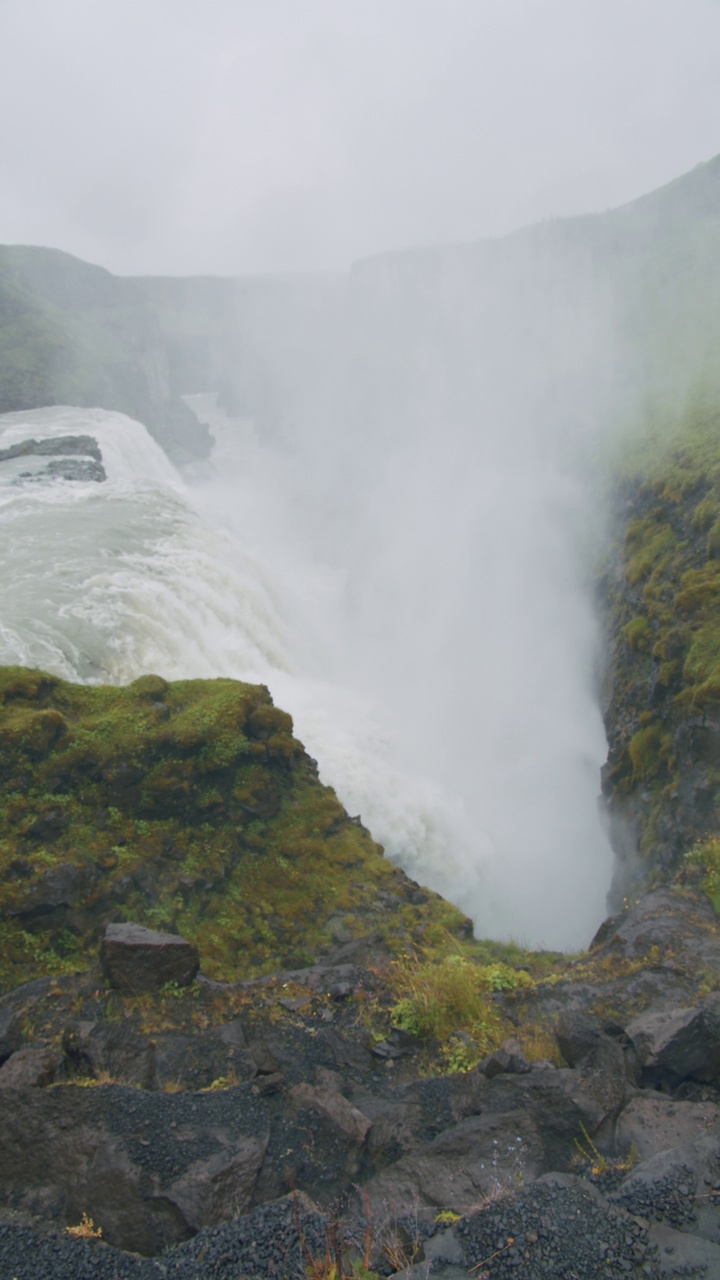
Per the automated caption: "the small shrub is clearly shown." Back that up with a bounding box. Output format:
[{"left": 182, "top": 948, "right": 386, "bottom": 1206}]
[
  {"left": 684, "top": 837, "right": 720, "bottom": 913},
  {"left": 388, "top": 953, "right": 523, "bottom": 1058},
  {"left": 66, "top": 1213, "right": 102, "bottom": 1240},
  {"left": 572, "top": 1124, "right": 638, "bottom": 1178}
]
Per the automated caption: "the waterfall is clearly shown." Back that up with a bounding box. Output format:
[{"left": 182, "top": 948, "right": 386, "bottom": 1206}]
[{"left": 0, "top": 326, "right": 614, "bottom": 948}]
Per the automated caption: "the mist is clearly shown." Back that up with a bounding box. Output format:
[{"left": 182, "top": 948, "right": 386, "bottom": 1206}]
[
  {"left": 177, "top": 226, "right": 629, "bottom": 948},
  {"left": 2, "top": 2, "right": 720, "bottom": 948},
  {"left": 3, "top": 1, "right": 720, "bottom": 274}
]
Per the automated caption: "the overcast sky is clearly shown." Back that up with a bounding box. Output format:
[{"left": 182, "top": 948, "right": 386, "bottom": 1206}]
[{"left": 1, "top": 0, "right": 719, "bottom": 276}]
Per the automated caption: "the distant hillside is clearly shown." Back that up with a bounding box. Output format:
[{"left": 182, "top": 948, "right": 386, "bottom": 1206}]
[
  {"left": 2, "top": 155, "right": 719, "bottom": 463},
  {"left": 346, "top": 153, "right": 720, "bottom": 444},
  {"left": 0, "top": 244, "right": 338, "bottom": 463}
]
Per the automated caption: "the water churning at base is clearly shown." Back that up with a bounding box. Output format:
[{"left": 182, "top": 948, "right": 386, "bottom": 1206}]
[{"left": 0, "top": 237, "right": 620, "bottom": 951}]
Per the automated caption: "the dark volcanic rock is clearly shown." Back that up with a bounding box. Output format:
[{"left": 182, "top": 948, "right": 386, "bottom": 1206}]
[
  {"left": 590, "top": 888, "right": 720, "bottom": 975},
  {"left": 0, "top": 1083, "right": 269, "bottom": 1254},
  {"left": 0, "top": 1008, "right": 22, "bottom": 1065},
  {"left": 1, "top": 435, "right": 108, "bottom": 483},
  {"left": 616, "top": 1093, "right": 720, "bottom": 1161},
  {"left": 8, "top": 861, "right": 82, "bottom": 927},
  {"left": 63, "top": 1021, "right": 157, "bottom": 1089},
  {"left": 36, "top": 457, "right": 106, "bottom": 482},
  {"left": 457, "top": 1173, "right": 663, "bottom": 1279},
  {"left": 0, "top": 434, "right": 102, "bottom": 462},
  {"left": 0, "top": 1047, "right": 60, "bottom": 1088},
  {"left": 100, "top": 923, "right": 200, "bottom": 994},
  {"left": 361, "top": 1108, "right": 544, "bottom": 1215},
  {"left": 626, "top": 996, "right": 720, "bottom": 1088},
  {"left": 480, "top": 1036, "right": 532, "bottom": 1078}
]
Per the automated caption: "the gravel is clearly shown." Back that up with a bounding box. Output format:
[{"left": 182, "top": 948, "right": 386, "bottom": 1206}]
[
  {"left": 612, "top": 1165, "right": 699, "bottom": 1228},
  {"left": 0, "top": 1199, "right": 328, "bottom": 1280},
  {"left": 1, "top": 1170, "right": 714, "bottom": 1280},
  {"left": 455, "top": 1177, "right": 664, "bottom": 1279}
]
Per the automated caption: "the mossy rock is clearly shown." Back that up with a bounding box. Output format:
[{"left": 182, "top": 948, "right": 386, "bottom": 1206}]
[
  {"left": 602, "top": 401, "right": 720, "bottom": 898},
  {"left": 0, "top": 668, "right": 467, "bottom": 993}
]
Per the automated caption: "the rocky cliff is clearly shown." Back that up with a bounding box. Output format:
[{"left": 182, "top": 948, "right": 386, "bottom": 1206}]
[
  {"left": 0, "top": 245, "right": 338, "bottom": 464},
  {"left": 0, "top": 667, "right": 468, "bottom": 994},
  {"left": 600, "top": 402, "right": 720, "bottom": 905},
  {"left": 5, "top": 156, "right": 720, "bottom": 1276}
]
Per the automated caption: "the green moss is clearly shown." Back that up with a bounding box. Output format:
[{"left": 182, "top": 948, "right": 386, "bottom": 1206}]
[
  {"left": 0, "top": 668, "right": 469, "bottom": 992},
  {"left": 684, "top": 838, "right": 720, "bottom": 915},
  {"left": 625, "top": 520, "right": 674, "bottom": 585},
  {"left": 603, "top": 400, "right": 720, "bottom": 876},
  {"left": 627, "top": 723, "right": 672, "bottom": 781},
  {"left": 622, "top": 615, "right": 652, "bottom": 651}
]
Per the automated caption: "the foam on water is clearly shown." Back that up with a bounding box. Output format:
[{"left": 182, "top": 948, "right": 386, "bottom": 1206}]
[{"left": 0, "top": 400, "right": 611, "bottom": 948}]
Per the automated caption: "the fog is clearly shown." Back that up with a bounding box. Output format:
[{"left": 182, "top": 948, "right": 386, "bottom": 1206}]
[
  {"left": 1, "top": 3, "right": 719, "bottom": 945},
  {"left": 2, "top": 1, "right": 720, "bottom": 274},
  {"left": 180, "top": 225, "right": 627, "bottom": 947}
]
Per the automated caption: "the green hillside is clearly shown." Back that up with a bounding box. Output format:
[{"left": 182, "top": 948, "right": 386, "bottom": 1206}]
[{"left": 0, "top": 668, "right": 468, "bottom": 993}]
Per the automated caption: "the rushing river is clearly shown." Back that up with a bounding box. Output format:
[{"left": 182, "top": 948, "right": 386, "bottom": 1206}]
[{"left": 0, "top": 397, "right": 612, "bottom": 949}]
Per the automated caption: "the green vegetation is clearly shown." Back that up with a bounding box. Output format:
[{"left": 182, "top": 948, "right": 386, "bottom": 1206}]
[
  {"left": 684, "top": 837, "right": 720, "bottom": 914},
  {"left": 0, "top": 246, "right": 211, "bottom": 460},
  {"left": 384, "top": 951, "right": 533, "bottom": 1071},
  {"left": 602, "top": 399, "right": 720, "bottom": 872},
  {"left": 0, "top": 667, "right": 467, "bottom": 992}
]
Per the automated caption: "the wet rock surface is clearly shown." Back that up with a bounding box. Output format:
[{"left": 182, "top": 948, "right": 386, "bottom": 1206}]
[
  {"left": 0, "top": 434, "right": 108, "bottom": 483},
  {"left": 1, "top": 885, "right": 720, "bottom": 1276}
]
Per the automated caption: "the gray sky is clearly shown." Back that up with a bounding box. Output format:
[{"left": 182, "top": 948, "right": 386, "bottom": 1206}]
[{"left": 2, "top": 0, "right": 720, "bottom": 276}]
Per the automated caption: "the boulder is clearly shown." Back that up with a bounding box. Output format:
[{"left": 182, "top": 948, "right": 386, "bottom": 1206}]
[
  {"left": 457, "top": 1174, "right": 658, "bottom": 1279},
  {"left": 616, "top": 1093, "right": 720, "bottom": 1161},
  {"left": 480, "top": 1037, "right": 531, "bottom": 1078},
  {"left": 482, "top": 1064, "right": 629, "bottom": 1168},
  {"left": 556, "top": 1014, "right": 640, "bottom": 1085},
  {"left": 0, "top": 1047, "right": 60, "bottom": 1088},
  {"left": 613, "top": 1133, "right": 720, "bottom": 1243},
  {"left": 63, "top": 1021, "right": 157, "bottom": 1089},
  {"left": 288, "top": 1083, "right": 373, "bottom": 1146},
  {"left": 647, "top": 1222, "right": 720, "bottom": 1277},
  {"left": 153, "top": 1028, "right": 258, "bottom": 1091},
  {"left": 162, "top": 1135, "right": 269, "bottom": 1232},
  {"left": 361, "top": 1108, "right": 543, "bottom": 1215},
  {"left": 8, "top": 862, "right": 80, "bottom": 925},
  {"left": 258, "top": 1082, "right": 374, "bottom": 1200},
  {"left": 100, "top": 922, "right": 199, "bottom": 994},
  {"left": 626, "top": 997, "right": 720, "bottom": 1087}
]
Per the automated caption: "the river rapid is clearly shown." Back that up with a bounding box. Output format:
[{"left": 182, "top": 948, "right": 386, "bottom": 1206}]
[{"left": 0, "top": 397, "right": 612, "bottom": 949}]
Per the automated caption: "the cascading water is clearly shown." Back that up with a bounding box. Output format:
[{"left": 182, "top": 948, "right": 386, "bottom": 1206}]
[{"left": 0, "top": 256, "right": 616, "bottom": 951}]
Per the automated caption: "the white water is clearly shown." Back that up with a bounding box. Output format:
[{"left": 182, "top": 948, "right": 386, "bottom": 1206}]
[{"left": 0, "top": 394, "right": 612, "bottom": 950}]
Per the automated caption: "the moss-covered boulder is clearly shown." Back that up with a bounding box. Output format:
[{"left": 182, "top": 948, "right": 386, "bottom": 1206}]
[
  {"left": 601, "top": 402, "right": 720, "bottom": 902},
  {"left": 0, "top": 668, "right": 467, "bottom": 992}
]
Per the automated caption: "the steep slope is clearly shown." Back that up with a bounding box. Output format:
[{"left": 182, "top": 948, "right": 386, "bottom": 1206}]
[
  {"left": 0, "top": 246, "right": 212, "bottom": 462},
  {"left": 0, "top": 667, "right": 468, "bottom": 993},
  {"left": 0, "top": 244, "right": 340, "bottom": 461},
  {"left": 601, "top": 401, "right": 720, "bottom": 903}
]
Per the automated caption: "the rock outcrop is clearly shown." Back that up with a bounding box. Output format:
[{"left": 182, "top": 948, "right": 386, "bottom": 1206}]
[
  {"left": 0, "top": 882, "right": 719, "bottom": 1276},
  {"left": 0, "top": 667, "right": 468, "bottom": 992},
  {"left": 600, "top": 407, "right": 720, "bottom": 904}
]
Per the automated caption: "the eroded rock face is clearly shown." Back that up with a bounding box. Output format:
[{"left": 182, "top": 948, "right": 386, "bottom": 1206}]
[{"left": 100, "top": 923, "right": 200, "bottom": 994}]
